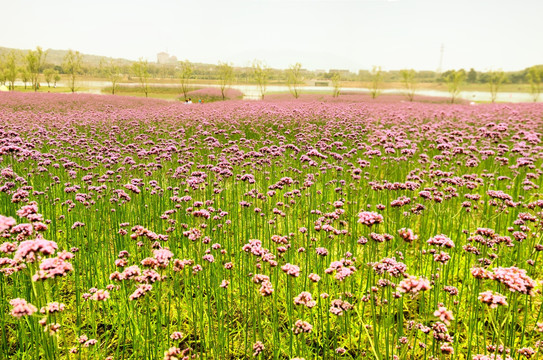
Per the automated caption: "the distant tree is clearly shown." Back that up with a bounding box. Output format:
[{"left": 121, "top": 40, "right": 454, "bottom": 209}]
[
  {"left": 218, "top": 61, "right": 234, "bottom": 100},
  {"left": 5, "top": 51, "right": 18, "bottom": 90},
  {"left": 252, "top": 60, "right": 270, "bottom": 100},
  {"left": 331, "top": 72, "right": 341, "bottom": 97},
  {"left": 444, "top": 69, "right": 465, "bottom": 104},
  {"left": 133, "top": 58, "right": 150, "bottom": 97},
  {"left": 63, "top": 50, "right": 83, "bottom": 93},
  {"left": 43, "top": 68, "right": 56, "bottom": 88},
  {"left": 400, "top": 69, "right": 417, "bottom": 101},
  {"left": 467, "top": 68, "right": 478, "bottom": 83},
  {"left": 178, "top": 60, "right": 193, "bottom": 100},
  {"left": 286, "top": 62, "right": 303, "bottom": 99},
  {"left": 158, "top": 65, "right": 168, "bottom": 79},
  {"left": 508, "top": 72, "right": 524, "bottom": 84},
  {"left": 100, "top": 59, "right": 122, "bottom": 94},
  {"left": 488, "top": 70, "right": 506, "bottom": 103},
  {"left": 20, "top": 68, "right": 30, "bottom": 89},
  {"left": 527, "top": 66, "right": 542, "bottom": 102},
  {"left": 357, "top": 69, "right": 371, "bottom": 82},
  {"left": 54, "top": 72, "right": 61, "bottom": 88},
  {"left": 25, "top": 46, "right": 48, "bottom": 91},
  {"left": 369, "top": 66, "right": 382, "bottom": 99},
  {"left": 0, "top": 57, "right": 5, "bottom": 86}
]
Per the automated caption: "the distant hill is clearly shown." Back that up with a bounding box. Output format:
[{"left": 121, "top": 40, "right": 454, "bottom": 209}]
[
  {"left": 0, "top": 46, "right": 246, "bottom": 71},
  {"left": 0, "top": 46, "right": 278, "bottom": 76},
  {"left": 0, "top": 46, "right": 135, "bottom": 67}
]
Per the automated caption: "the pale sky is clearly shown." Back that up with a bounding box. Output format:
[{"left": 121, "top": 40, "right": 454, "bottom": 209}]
[{"left": 2, "top": 0, "right": 542, "bottom": 72}]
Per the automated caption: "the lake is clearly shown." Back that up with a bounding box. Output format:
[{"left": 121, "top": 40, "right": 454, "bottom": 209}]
[{"left": 14, "top": 80, "right": 539, "bottom": 103}]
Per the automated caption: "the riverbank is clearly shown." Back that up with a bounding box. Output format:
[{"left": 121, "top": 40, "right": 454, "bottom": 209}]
[{"left": 8, "top": 77, "right": 541, "bottom": 103}]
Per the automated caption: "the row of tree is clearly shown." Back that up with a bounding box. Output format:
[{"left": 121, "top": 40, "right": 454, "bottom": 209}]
[
  {"left": 0, "top": 48, "right": 276, "bottom": 99},
  {"left": 0, "top": 47, "right": 83, "bottom": 92},
  {"left": 367, "top": 67, "right": 420, "bottom": 102},
  {"left": 366, "top": 66, "right": 543, "bottom": 103},
  {"left": 1, "top": 47, "right": 542, "bottom": 102},
  {"left": 440, "top": 68, "right": 542, "bottom": 103},
  {"left": 130, "top": 58, "right": 272, "bottom": 99}
]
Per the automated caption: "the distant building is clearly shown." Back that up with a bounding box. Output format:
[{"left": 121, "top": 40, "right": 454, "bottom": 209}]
[
  {"left": 329, "top": 69, "right": 352, "bottom": 77},
  {"left": 157, "top": 52, "right": 169, "bottom": 64},
  {"left": 313, "top": 81, "right": 330, "bottom": 87},
  {"left": 157, "top": 52, "right": 178, "bottom": 65}
]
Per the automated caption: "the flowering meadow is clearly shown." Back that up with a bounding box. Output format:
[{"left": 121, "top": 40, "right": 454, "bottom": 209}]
[
  {"left": 185, "top": 88, "right": 244, "bottom": 102},
  {"left": 1, "top": 92, "right": 543, "bottom": 360}
]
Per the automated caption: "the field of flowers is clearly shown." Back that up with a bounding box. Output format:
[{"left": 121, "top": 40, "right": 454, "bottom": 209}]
[{"left": 1, "top": 92, "right": 543, "bottom": 360}]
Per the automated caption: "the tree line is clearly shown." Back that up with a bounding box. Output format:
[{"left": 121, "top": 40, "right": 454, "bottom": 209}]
[
  {"left": 1, "top": 46, "right": 542, "bottom": 102},
  {"left": 0, "top": 47, "right": 83, "bottom": 93}
]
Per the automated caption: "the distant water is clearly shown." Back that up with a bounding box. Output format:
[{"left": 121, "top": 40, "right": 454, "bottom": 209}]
[
  {"left": 13, "top": 80, "right": 539, "bottom": 103},
  {"left": 233, "top": 85, "right": 538, "bottom": 103}
]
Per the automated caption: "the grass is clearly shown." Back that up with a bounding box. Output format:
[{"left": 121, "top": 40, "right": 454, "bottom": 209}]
[
  {"left": 10, "top": 86, "right": 91, "bottom": 94},
  {"left": 101, "top": 85, "right": 194, "bottom": 101}
]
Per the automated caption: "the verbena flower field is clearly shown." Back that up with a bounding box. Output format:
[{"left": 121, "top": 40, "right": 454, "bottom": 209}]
[{"left": 1, "top": 92, "right": 543, "bottom": 360}]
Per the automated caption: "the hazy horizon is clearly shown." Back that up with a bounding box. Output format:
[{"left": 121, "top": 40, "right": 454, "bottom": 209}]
[{"left": 2, "top": 0, "right": 542, "bottom": 72}]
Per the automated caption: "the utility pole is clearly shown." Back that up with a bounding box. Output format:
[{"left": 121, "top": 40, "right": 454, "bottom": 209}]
[{"left": 437, "top": 43, "right": 444, "bottom": 75}]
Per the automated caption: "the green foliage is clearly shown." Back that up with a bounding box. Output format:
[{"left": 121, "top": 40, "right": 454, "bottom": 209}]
[
  {"left": 444, "top": 69, "right": 466, "bottom": 103},
  {"left": 54, "top": 73, "right": 61, "bottom": 87},
  {"left": 526, "top": 66, "right": 542, "bottom": 102},
  {"left": 101, "top": 85, "right": 192, "bottom": 96},
  {"left": 218, "top": 62, "right": 234, "bottom": 100},
  {"left": 488, "top": 70, "right": 507, "bottom": 103},
  {"left": 286, "top": 63, "right": 303, "bottom": 99},
  {"left": 467, "top": 68, "right": 478, "bottom": 83},
  {"left": 63, "top": 50, "right": 83, "bottom": 93},
  {"left": 25, "top": 46, "right": 47, "bottom": 91},
  {"left": 252, "top": 60, "right": 270, "bottom": 99},
  {"left": 100, "top": 59, "right": 122, "bottom": 95},
  {"left": 331, "top": 72, "right": 341, "bottom": 97},
  {"left": 5, "top": 51, "right": 18, "bottom": 90},
  {"left": 0, "top": 57, "right": 5, "bottom": 85},
  {"left": 19, "top": 67, "right": 30, "bottom": 89},
  {"left": 132, "top": 58, "right": 150, "bottom": 98},
  {"left": 369, "top": 66, "right": 382, "bottom": 99},
  {"left": 43, "top": 69, "right": 57, "bottom": 88},
  {"left": 178, "top": 60, "right": 193, "bottom": 100},
  {"left": 400, "top": 69, "right": 417, "bottom": 101}
]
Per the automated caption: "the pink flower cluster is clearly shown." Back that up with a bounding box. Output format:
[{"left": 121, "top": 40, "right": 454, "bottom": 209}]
[
  {"left": 472, "top": 266, "right": 537, "bottom": 295},
  {"left": 292, "top": 320, "right": 312, "bottom": 335},
  {"left": 14, "top": 238, "right": 58, "bottom": 262},
  {"left": 492, "top": 266, "right": 537, "bottom": 295},
  {"left": 433, "top": 306, "right": 454, "bottom": 325},
  {"left": 33, "top": 254, "right": 74, "bottom": 281},
  {"left": 0, "top": 215, "right": 17, "bottom": 233},
  {"left": 398, "top": 228, "right": 418, "bottom": 243},
  {"left": 293, "top": 291, "right": 316, "bottom": 308},
  {"left": 281, "top": 263, "right": 300, "bottom": 277},
  {"left": 10, "top": 298, "right": 37, "bottom": 318},
  {"left": 472, "top": 356, "right": 513, "bottom": 360},
  {"left": 357, "top": 211, "right": 384, "bottom": 227},
  {"left": 325, "top": 258, "right": 356, "bottom": 281},
  {"left": 329, "top": 299, "right": 353, "bottom": 316},
  {"left": 398, "top": 275, "right": 432, "bottom": 295},
  {"left": 478, "top": 291, "right": 508, "bottom": 308},
  {"left": 372, "top": 257, "right": 407, "bottom": 277},
  {"left": 427, "top": 234, "right": 455, "bottom": 248}
]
